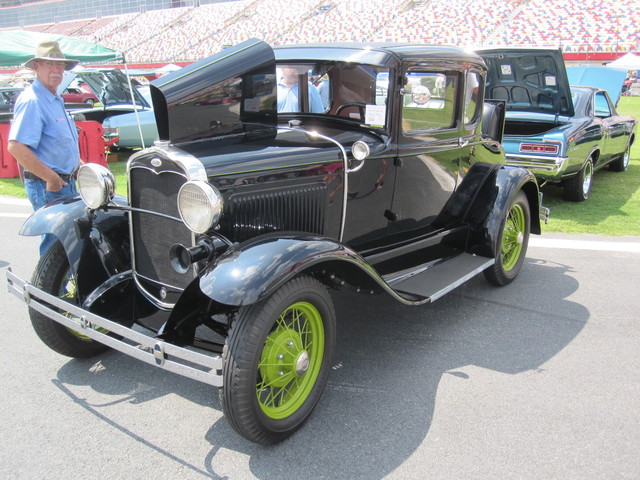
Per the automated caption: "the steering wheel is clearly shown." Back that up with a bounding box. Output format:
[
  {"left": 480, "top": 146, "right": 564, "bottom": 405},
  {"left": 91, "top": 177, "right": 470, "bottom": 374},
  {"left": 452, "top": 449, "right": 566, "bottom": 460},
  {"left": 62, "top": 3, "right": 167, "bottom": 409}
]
[{"left": 335, "top": 102, "right": 366, "bottom": 120}]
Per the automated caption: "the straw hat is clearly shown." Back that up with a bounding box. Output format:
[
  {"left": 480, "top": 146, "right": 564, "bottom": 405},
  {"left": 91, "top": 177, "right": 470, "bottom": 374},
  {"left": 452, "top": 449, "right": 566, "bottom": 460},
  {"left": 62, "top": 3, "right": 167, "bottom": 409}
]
[{"left": 24, "top": 41, "right": 79, "bottom": 71}]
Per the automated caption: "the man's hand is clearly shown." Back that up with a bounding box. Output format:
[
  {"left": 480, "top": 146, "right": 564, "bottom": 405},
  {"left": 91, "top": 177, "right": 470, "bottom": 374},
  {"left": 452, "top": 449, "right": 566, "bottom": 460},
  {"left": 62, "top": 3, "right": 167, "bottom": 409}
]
[
  {"left": 45, "top": 175, "right": 67, "bottom": 192},
  {"left": 8, "top": 140, "right": 69, "bottom": 191}
]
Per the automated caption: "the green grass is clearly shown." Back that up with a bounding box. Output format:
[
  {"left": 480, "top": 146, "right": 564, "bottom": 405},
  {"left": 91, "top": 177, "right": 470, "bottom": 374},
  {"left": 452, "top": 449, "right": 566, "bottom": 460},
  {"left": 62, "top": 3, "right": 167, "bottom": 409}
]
[
  {"left": 1, "top": 98, "right": 639, "bottom": 236},
  {"left": 540, "top": 96, "right": 640, "bottom": 236},
  {"left": 109, "top": 158, "right": 128, "bottom": 197},
  {"left": 0, "top": 152, "right": 131, "bottom": 199}
]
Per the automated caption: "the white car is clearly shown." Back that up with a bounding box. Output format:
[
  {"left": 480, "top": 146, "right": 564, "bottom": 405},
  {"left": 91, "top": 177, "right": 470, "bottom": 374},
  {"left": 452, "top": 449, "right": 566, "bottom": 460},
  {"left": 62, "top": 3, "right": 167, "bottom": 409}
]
[
  {"left": 102, "top": 108, "right": 158, "bottom": 149},
  {"left": 102, "top": 85, "right": 159, "bottom": 149}
]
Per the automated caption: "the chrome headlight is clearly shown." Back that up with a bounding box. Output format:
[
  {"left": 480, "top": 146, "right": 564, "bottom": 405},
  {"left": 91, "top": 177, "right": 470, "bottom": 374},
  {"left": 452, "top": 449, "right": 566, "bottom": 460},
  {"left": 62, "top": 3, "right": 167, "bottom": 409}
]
[
  {"left": 177, "top": 180, "right": 223, "bottom": 234},
  {"left": 77, "top": 163, "right": 116, "bottom": 209}
]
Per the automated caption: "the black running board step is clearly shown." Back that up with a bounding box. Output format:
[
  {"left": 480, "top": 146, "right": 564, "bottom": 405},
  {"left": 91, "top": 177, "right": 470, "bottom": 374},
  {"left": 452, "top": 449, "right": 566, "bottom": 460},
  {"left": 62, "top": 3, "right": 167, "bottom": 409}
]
[{"left": 387, "top": 253, "right": 494, "bottom": 302}]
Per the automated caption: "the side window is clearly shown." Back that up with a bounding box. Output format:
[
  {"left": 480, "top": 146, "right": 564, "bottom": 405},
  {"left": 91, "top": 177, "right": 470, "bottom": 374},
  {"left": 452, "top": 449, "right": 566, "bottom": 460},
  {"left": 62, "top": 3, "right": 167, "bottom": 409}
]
[
  {"left": 402, "top": 71, "right": 458, "bottom": 132},
  {"left": 376, "top": 71, "right": 389, "bottom": 106},
  {"left": 594, "top": 92, "right": 611, "bottom": 118},
  {"left": 464, "top": 71, "right": 482, "bottom": 125}
]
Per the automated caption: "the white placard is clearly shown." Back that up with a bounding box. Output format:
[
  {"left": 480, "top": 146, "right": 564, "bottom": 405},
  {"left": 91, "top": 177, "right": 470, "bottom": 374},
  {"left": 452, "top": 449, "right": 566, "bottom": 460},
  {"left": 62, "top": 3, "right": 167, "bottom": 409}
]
[
  {"left": 244, "top": 97, "right": 260, "bottom": 112},
  {"left": 365, "top": 104, "right": 386, "bottom": 127}
]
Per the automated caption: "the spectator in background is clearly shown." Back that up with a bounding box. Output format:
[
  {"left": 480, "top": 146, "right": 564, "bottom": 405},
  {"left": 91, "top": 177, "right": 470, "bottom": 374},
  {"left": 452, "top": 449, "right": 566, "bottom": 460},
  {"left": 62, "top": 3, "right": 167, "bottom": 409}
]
[
  {"left": 8, "top": 41, "right": 82, "bottom": 256},
  {"left": 315, "top": 74, "right": 331, "bottom": 110},
  {"left": 277, "top": 66, "right": 324, "bottom": 113}
]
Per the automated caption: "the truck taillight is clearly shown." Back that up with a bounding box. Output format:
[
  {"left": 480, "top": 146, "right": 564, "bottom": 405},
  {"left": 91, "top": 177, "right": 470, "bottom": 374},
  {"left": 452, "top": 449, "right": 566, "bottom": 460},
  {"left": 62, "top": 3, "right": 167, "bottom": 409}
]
[{"left": 520, "top": 143, "right": 559, "bottom": 154}]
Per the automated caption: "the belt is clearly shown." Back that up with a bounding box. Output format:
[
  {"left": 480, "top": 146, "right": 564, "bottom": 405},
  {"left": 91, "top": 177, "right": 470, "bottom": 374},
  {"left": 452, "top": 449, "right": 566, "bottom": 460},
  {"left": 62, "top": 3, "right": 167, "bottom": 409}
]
[{"left": 23, "top": 171, "right": 74, "bottom": 182}]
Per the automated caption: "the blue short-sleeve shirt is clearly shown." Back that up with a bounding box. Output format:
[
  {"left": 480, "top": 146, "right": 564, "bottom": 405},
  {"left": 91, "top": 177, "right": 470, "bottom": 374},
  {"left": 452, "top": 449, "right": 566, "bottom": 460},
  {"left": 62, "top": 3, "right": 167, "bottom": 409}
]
[
  {"left": 277, "top": 82, "right": 324, "bottom": 113},
  {"left": 9, "top": 79, "right": 80, "bottom": 174}
]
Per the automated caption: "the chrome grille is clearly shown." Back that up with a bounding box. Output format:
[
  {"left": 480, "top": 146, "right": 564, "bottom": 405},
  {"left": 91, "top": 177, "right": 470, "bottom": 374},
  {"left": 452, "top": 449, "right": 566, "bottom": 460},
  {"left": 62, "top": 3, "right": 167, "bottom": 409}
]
[
  {"left": 129, "top": 166, "right": 194, "bottom": 289},
  {"left": 224, "top": 184, "right": 328, "bottom": 242}
]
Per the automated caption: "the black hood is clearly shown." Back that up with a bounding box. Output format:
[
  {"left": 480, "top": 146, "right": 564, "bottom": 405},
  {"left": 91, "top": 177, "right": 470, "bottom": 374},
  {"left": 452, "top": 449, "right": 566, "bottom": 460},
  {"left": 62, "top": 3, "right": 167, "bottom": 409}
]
[
  {"left": 150, "top": 38, "right": 277, "bottom": 144},
  {"left": 477, "top": 48, "right": 574, "bottom": 118}
]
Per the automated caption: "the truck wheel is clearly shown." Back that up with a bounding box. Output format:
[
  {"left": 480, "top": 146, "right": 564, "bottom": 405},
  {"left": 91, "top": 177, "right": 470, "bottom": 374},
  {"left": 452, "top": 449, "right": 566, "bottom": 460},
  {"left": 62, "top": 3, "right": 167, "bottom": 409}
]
[
  {"left": 220, "top": 275, "right": 336, "bottom": 444},
  {"left": 563, "top": 158, "right": 593, "bottom": 202},
  {"left": 609, "top": 144, "right": 630, "bottom": 172},
  {"left": 484, "top": 191, "right": 530, "bottom": 286},
  {"left": 29, "top": 240, "right": 109, "bottom": 358}
]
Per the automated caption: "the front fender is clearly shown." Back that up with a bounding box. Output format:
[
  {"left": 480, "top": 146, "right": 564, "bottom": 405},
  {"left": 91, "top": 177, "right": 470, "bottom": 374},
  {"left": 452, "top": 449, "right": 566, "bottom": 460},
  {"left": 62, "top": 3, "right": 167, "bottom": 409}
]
[
  {"left": 198, "top": 234, "right": 370, "bottom": 306},
  {"left": 161, "top": 234, "right": 395, "bottom": 343},
  {"left": 20, "top": 195, "right": 131, "bottom": 299}
]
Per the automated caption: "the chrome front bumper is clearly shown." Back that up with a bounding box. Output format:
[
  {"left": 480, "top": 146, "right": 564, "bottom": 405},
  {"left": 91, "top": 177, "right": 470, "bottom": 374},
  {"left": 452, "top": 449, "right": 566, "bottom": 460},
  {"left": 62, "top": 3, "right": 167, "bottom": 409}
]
[{"left": 5, "top": 268, "right": 223, "bottom": 387}]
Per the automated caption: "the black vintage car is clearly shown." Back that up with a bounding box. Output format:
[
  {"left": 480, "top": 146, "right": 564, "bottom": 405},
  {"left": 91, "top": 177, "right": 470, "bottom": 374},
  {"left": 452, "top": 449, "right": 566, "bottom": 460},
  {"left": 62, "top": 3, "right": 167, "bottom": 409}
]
[{"left": 6, "top": 39, "right": 548, "bottom": 444}]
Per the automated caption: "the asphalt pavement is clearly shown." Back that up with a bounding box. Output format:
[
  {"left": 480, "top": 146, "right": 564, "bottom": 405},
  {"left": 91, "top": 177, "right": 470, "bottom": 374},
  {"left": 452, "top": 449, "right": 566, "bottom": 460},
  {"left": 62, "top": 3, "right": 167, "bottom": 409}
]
[{"left": 1, "top": 196, "right": 639, "bottom": 480}]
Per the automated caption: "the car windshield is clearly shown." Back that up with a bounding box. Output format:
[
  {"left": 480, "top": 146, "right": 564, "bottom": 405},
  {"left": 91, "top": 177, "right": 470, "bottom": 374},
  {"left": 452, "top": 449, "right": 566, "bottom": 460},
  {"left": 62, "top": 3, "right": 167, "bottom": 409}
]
[{"left": 276, "top": 61, "right": 390, "bottom": 129}]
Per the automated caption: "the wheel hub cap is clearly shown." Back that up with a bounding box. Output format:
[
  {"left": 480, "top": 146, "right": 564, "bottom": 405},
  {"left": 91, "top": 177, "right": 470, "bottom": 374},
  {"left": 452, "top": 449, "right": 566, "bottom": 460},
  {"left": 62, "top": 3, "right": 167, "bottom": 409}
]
[{"left": 295, "top": 351, "right": 310, "bottom": 375}]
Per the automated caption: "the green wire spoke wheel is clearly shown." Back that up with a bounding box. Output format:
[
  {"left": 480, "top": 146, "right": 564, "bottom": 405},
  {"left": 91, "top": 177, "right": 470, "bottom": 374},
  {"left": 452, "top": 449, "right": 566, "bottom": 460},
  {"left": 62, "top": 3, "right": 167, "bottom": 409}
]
[
  {"left": 29, "top": 240, "right": 109, "bottom": 358},
  {"left": 221, "top": 275, "right": 336, "bottom": 444},
  {"left": 257, "top": 301, "right": 325, "bottom": 419},
  {"left": 484, "top": 191, "right": 531, "bottom": 286},
  {"left": 501, "top": 200, "right": 526, "bottom": 272}
]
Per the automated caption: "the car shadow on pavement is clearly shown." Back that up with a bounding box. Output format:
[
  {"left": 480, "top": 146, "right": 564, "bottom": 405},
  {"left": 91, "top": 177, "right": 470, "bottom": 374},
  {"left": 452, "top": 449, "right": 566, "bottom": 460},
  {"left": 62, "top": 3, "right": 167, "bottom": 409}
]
[
  {"left": 52, "top": 256, "right": 587, "bottom": 480},
  {"left": 208, "top": 256, "right": 588, "bottom": 479}
]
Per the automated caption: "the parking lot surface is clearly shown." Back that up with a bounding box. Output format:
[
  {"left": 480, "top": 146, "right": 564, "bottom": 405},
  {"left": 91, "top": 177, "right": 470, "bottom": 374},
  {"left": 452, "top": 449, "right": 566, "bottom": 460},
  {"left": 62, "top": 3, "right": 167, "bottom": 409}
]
[{"left": 1, "top": 197, "right": 639, "bottom": 479}]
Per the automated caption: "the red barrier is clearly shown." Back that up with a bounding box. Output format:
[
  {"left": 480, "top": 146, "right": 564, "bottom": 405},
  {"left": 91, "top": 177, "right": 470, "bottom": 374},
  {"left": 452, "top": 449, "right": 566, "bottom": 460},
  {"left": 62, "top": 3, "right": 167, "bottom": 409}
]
[
  {"left": 0, "top": 123, "right": 20, "bottom": 178},
  {"left": 0, "top": 120, "right": 108, "bottom": 179},
  {"left": 76, "top": 120, "right": 107, "bottom": 167}
]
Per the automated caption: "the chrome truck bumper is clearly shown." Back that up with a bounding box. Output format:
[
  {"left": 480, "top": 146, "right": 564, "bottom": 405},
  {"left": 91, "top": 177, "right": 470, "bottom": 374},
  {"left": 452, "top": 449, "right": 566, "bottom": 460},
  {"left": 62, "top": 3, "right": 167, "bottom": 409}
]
[{"left": 6, "top": 268, "right": 223, "bottom": 387}]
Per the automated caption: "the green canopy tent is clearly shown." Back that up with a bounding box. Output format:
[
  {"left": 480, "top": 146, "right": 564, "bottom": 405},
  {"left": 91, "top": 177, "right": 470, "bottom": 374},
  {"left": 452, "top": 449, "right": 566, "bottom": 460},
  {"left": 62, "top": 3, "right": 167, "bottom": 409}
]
[
  {"left": 0, "top": 30, "right": 152, "bottom": 156},
  {"left": 0, "top": 30, "right": 124, "bottom": 67}
]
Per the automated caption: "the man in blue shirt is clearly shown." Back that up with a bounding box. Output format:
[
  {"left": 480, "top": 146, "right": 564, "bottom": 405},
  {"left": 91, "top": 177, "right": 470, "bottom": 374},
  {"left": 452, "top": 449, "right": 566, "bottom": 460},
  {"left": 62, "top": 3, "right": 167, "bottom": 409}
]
[
  {"left": 9, "top": 41, "right": 81, "bottom": 255},
  {"left": 277, "top": 67, "right": 324, "bottom": 113}
]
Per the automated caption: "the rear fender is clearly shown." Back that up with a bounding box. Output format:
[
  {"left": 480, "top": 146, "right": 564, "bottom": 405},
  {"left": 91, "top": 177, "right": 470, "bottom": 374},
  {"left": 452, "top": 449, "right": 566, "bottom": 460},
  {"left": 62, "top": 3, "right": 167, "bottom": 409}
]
[
  {"left": 466, "top": 165, "right": 541, "bottom": 258},
  {"left": 20, "top": 195, "right": 131, "bottom": 299}
]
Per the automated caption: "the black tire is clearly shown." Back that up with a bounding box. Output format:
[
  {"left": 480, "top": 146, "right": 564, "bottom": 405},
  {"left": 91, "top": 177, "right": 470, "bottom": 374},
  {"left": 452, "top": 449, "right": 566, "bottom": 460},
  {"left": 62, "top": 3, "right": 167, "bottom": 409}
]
[
  {"left": 29, "top": 240, "right": 109, "bottom": 358},
  {"left": 609, "top": 143, "right": 631, "bottom": 172},
  {"left": 563, "top": 158, "right": 593, "bottom": 202},
  {"left": 84, "top": 98, "right": 95, "bottom": 107},
  {"left": 220, "top": 275, "right": 336, "bottom": 444},
  {"left": 484, "top": 191, "right": 531, "bottom": 286}
]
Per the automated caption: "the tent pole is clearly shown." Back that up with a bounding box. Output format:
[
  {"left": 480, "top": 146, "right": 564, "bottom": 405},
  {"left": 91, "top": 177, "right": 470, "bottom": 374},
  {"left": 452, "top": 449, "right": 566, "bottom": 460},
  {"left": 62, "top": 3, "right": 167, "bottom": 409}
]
[{"left": 123, "top": 61, "right": 147, "bottom": 149}]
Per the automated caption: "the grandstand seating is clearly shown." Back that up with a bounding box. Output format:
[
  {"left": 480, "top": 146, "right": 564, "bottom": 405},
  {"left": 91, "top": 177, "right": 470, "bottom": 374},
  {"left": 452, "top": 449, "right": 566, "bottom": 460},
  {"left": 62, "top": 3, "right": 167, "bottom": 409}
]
[
  {"left": 492, "top": 0, "right": 639, "bottom": 52},
  {"left": 1, "top": 0, "right": 637, "bottom": 65}
]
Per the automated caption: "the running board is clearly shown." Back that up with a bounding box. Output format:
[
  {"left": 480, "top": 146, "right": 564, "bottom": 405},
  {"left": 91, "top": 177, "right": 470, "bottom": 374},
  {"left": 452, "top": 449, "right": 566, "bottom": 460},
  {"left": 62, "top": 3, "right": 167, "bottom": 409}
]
[{"left": 386, "top": 253, "right": 494, "bottom": 302}]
